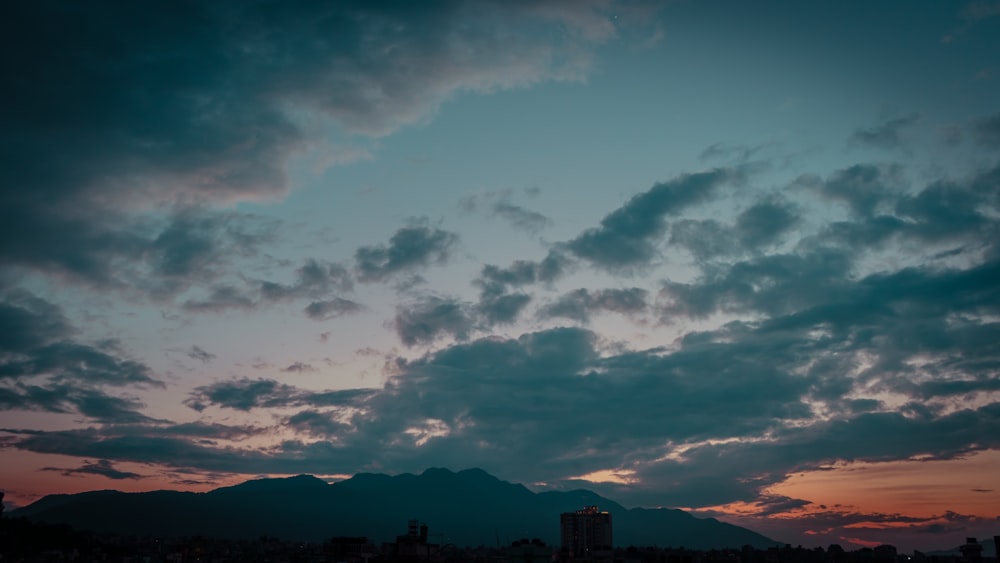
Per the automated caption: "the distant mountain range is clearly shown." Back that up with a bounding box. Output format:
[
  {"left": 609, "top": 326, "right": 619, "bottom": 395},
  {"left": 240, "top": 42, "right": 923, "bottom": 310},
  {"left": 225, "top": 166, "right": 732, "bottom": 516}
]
[{"left": 10, "top": 467, "right": 780, "bottom": 549}]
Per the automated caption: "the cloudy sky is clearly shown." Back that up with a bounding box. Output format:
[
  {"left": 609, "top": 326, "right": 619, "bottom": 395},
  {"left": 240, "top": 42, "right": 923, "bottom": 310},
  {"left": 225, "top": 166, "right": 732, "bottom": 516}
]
[{"left": 2, "top": 0, "right": 1000, "bottom": 552}]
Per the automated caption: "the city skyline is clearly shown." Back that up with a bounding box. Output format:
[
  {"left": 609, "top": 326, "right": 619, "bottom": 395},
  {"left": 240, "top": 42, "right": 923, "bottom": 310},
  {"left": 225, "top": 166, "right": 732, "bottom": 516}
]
[{"left": 1, "top": 0, "right": 999, "bottom": 554}]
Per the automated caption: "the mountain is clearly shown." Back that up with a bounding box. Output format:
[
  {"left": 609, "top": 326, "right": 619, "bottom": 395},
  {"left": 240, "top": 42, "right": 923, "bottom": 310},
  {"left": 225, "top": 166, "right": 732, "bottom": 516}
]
[{"left": 10, "top": 467, "right": 780, "bottom": 549}]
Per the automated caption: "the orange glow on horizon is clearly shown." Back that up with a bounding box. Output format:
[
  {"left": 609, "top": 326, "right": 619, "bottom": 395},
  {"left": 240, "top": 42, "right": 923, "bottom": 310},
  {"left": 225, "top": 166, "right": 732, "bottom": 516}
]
[
  {"left": 843, "top": 521, "right": 941, "bottom": 530},
  {"left": 769, "top": 450, "right": 1000, "bottom": 518},
  {"left": 687, "top": 450, "right": 1000, "bottom": 553},
  {"left": 0, "top": 449, "right": 293, "bottom": 509},
  {"left": 568, "top": 468, "right": 638, "bottom": 485},
  {"left": 843, "top": 537, "right": 882, "bottom": 548}
]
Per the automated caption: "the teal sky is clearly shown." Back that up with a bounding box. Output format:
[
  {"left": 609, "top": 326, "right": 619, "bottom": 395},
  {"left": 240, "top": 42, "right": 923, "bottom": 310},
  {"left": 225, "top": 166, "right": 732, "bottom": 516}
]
[{"left": 2, "top": 0, "right": 999, "bottom": 552}]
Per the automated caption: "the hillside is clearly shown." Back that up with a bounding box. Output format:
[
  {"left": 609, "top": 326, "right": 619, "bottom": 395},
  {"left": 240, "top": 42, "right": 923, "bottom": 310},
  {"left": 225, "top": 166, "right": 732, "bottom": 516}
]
[{"left": 12, "top": 467, "right": 780, "bottom": 549}]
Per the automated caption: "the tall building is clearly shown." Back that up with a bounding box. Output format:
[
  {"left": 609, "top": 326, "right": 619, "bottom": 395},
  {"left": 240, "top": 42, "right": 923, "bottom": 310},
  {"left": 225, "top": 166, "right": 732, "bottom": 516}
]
[
  {"left": 560, "top": 506, "right": 613, "bottom": 561},
  {"left": 959, "top": 538, "right": 983, "bottom": 562}
]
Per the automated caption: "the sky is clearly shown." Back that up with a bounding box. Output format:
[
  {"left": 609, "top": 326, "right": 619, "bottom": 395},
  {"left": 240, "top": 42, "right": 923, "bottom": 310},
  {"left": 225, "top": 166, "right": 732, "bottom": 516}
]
[{"left": 1, "top": 0, "right": 1000, "bottom": 553}]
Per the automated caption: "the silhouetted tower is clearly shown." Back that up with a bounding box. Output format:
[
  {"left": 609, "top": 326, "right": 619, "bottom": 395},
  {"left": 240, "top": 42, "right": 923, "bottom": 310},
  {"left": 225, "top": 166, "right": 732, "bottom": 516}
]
[
  {"left": 960, "top": 538, "right": 983, "bottom": 562},
  {"left": 390, "top": 519, "right": 436, "bottom": 560},
  {"left": 560, "top": 506, "right": 613, "bottom": 561}
]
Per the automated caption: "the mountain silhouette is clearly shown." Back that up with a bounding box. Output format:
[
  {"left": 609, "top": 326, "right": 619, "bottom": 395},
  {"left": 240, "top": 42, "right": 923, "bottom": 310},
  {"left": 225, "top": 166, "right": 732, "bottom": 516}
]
[{"left": 11, "top": 467, "right": 780, "bottom": 549}]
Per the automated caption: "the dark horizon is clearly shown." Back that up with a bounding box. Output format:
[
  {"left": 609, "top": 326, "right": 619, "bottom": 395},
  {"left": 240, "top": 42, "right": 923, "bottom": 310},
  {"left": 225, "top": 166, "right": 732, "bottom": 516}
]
[{"left": 6, "top": 467, "right": 999, "bottom": 556}]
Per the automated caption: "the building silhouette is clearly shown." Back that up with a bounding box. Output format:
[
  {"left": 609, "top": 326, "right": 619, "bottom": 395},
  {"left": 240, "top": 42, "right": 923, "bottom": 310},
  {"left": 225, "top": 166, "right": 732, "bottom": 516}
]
[
  {"left": 382, "top": 518, "right": 438, "bottom": 561},
  {"left": 960, "top": 538, "right": 983, "bottom": 562},
  {"left": 560, "top": 506, "right": 613, "bottom": 561}
]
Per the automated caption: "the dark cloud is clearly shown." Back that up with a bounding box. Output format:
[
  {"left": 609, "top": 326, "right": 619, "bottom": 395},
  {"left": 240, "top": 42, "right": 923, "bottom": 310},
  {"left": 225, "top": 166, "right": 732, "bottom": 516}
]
[
  {"left": 918, "top": 377, "right": 1000, "bottom": 399},
  {"left": 306, "top": 388, "right": 382, "bottom": 408},
  {"left": 182, "top": 284, "right": 257, "bottom": 313},
  {"left": 478, "top": 251, "right": 571, "bottom": 293},
  {"left": 849, "top": 114, "right": 920, "bottom": 149},
  {"left": 336, "top": 326, "right": 818, "bottom": 487},
  {"left": 492, "top": 202, "right": 552, "bottom": 234},
  {"left": 698, "top": 141, "right": 771, "bottom": 164},
  {"left": 41, "top": 459, "right": 144, "bottom": 480},
  {"left": 393, "top": 297, "right": 476, "bottom": 346},
  {"left": 30, "top": 208, "right": 998, "bottom": 475},
  {"left": 895, "top": 179, "right": 989, "bottom": 240},
  {"left": 0, "top": 290, "right": 73, "bottom": 352},
  {"left": 304, "top": 298, "right": 364, "bottom": 321},
  {"left": 181, "top": 258, "right": 357, "bottom": 314},
  {"left": 668, "top": 219, "right": 738, "bottom": 261},
  {"left": 661, "top": 253, "right": 1000, "bottom": 405},
  {"left": 285, "top": 410, "right": 350, "bottom": 438},
  {"left": 470, "top": 251, "right": 571, "bottom": 328},
  {"left": 846, "top": 398, "right": 883, "bottom": 413},
  {"left": 184, "top": 377, "right": 374, "bottom": 412},
  {"left": 141, "top": 421, "right": 267, "bottom": 441},
  {"left": 539, "top": 288, "right": 648, "bottom": 323},
  {"left": 260, "top": 259, "right": 353, "bottom": 303},
  {"left": 184, "top": 378, "right": 290, "bottom": 412},
  {"left": 660, "top": 249, "right": 853, "bottom": 319},
  {"left": 6, "top": 146, "right": 999, "bottom": 520},
  {"left": 476, "top": 292, "right": 533, "bottom": 326},
  {"left": 73, "top": 389, "right": 157, "bottom": 424},
  {"left": 7, "top": 308, "right": 1000, "bottom": 510},
  {"left": 0, "top": 341, "right": 158, "bottom": 387},
  {"left": 282, "top": 362, "right": 315, "bottom": 374},
  {"left": 811, "top": 163, "right": 902, "bottom": 217},
  {"left": 355, "top": 225, "right": 458, "bottom": 282},
  {"left": 776, "top": 404, "right": 1000, "bottom": 466},
  {"left": 811, "top": 161, "right": 999, "bottom": 256},
  {"left": 0, "top": 384, "right": 155, "bottom": 424},
  {"left": 973, "top": 113, "right": 1000, "bottom": 147},
  {"left": 669, "top": 199, "right": 799, "bottom": 260},
  {"left": 0, "top": 203, "right": 277, "bottom": 296},
  {"left": 187, "top": 346, "right": 216, "bottom": 364},
  {"left": 459, "top": 191, "right": 552, "bottom": 234},
  {"left": 3, "top": 421, "right": 384, "bottom": 476},
  {"left": 147, "top": 209, "right": 276, "bottom": 290},
  {"left": 1, "top": 0, "right": 615, "bottom": 292},
  {"left": 0, "top": 289, "right": 161, "bottom": 422},
  {"left": 567, "top": 168, "right": 735, "bottom": 269},
  {"left": 472, "top": 253, "right": 571, "bottom": 328},
  {"left": 615, "top": 402, "right": 1000, "bottom": 508},
  {"left": 297, "top": 260, "right": 353, "bottom": 292},
  {"left": 6, "top": 427, "right": 290, "bottom": 475},
  {"left": 737, "top": 494, "right": 813, "bottom": 517},
  {"left": 664, "top": 256, "right": 1000, "bottom": 422},
  {"left": 734, "top": 200, "right": 799, "bottom": 249},
  {"left": 394, "top": 288, "right": 542, "bottom": 344}
]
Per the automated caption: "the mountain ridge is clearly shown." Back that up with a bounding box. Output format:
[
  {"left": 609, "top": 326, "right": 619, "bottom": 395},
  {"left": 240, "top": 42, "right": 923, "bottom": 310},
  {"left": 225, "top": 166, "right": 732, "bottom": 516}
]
[{"left": 11, "top": 467, "right": 780, "bottom": 549}]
